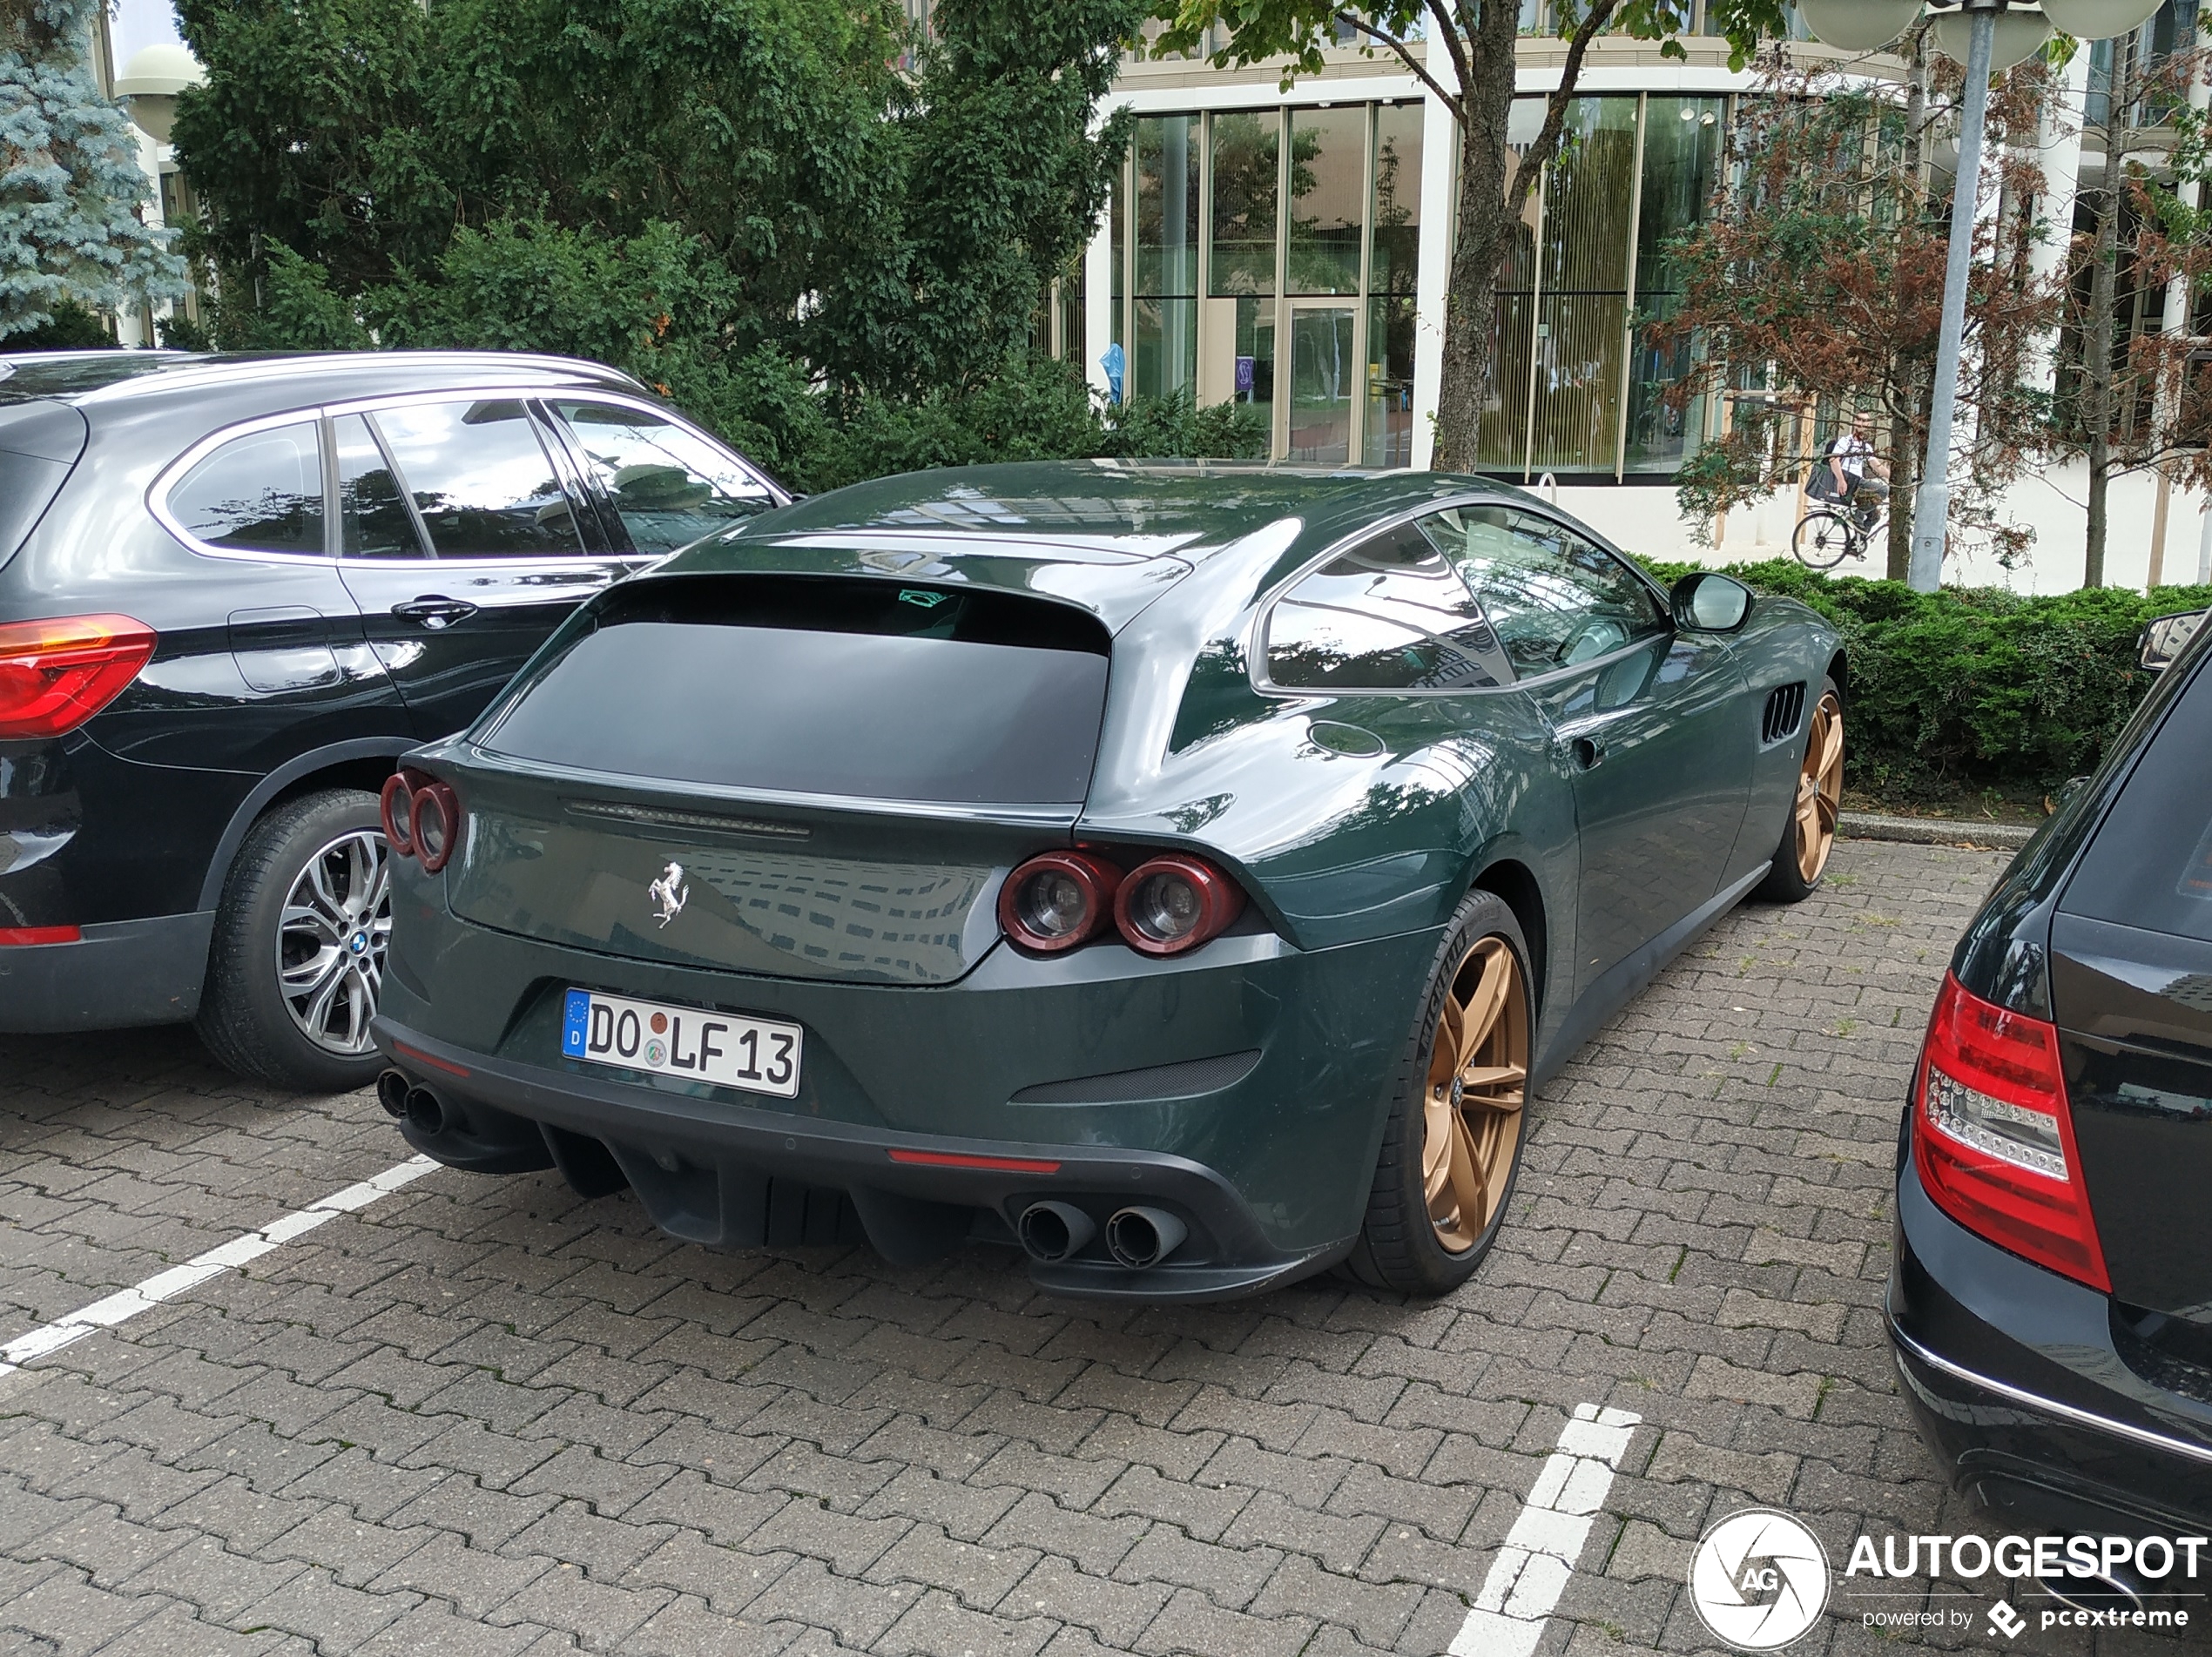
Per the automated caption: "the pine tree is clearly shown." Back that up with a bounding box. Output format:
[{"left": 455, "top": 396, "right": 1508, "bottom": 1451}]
[{"left": 1, "top": 0, "right": 186, "bottom": 340}]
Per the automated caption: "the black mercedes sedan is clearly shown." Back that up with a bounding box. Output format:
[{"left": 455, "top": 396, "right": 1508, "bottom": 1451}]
[
  {"left": 0, "top": 350, "right": 786, "bottom": 1090},
  {"left": 1891, "top": 600, "right": 2212, "bottom": 1601}
]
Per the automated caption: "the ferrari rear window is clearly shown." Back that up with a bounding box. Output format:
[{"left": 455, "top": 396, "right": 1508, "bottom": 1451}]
[{"left": 478, "top": 575, "right": 1112, "bottom": 807}]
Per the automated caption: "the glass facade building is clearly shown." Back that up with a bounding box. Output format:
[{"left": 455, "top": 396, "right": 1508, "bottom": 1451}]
[{"left": 1104, "top": 91, "right": 1726, "bottom": 478}]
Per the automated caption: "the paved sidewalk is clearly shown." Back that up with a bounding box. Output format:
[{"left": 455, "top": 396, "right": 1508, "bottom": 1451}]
[{"left": 2, "top": 839, "right": 2147, "bottom": 1657}]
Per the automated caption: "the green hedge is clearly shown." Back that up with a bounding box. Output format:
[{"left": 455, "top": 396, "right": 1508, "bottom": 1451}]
[{"left": 1641, "top": 559, "right": 2212, "bottom": 798}]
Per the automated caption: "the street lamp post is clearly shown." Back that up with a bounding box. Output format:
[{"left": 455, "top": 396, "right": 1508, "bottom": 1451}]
[
  {"left": 1799, "top": 0, "right": 2166, "bottom": 591},
  {"left": 1912, "top": 0, "right": 1999, "bottom": 591}
]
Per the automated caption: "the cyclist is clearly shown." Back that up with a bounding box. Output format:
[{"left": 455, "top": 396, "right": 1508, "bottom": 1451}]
[{"left": 1823, "top": 410, "right": 1889, "bottom": 530}]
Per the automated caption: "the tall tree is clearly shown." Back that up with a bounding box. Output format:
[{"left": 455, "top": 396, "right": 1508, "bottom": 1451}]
[
  {"left": 1, "top": 0, "right": 185, "bottom": 338},
  {"left": 1657, "top": 47, "right": 2061, "bottom": 577},
  {"left": 2054, "top": 36, "right": 2212, "bottom": 588},
  {"left": 171, "top": 0, "right": 1139, "bottom": 396},
  {"left": 1150, "top": 0, "right": 1784, "bottom": 472}
]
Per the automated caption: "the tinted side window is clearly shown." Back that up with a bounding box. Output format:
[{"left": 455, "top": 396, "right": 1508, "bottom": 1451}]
[
  {"left": 334, "top": 414, "right": 423, "bottom": 558},
  {"left": 550, "top": 401, "right": 773, "bottom": 554},
  {"left": 1424, "top": 506, "right": 1665, "bottom": 676},
  {"left": 2060, "top": 661, "right": 2212, "bottom": 943},
  {"left": 374, "top": 401, "right": 583, "bottom": 557},
  {"left": 168, "top": 421, "right": 325, "bottom": 556},
  {"left": 1265, "top": 522, "right": 1507, "bottom": 690}
]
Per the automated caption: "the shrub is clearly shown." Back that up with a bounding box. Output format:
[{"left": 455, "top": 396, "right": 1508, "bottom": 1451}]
[{"left": 1642, "top": 558, "right": 2212, "bottom": 797}]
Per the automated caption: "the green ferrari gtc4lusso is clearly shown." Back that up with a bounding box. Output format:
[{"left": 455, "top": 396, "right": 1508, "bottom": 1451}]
[{"left": 371, "top": 461, "right": 1844, "bottom": 1300}]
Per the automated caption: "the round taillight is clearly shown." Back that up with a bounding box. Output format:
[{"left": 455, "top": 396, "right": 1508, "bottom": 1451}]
[
  {"left": 1114, "top": 853, "right": 1245, "bottom": 956},
  {"left": 999, "top": 852, "right": 1121, "bottom": 953},
  {"left": 413, "top": 780, "right": 461, "bottom": 873},
  {"left": 379, "top": 772, "right": 418, "bottom": 858}
]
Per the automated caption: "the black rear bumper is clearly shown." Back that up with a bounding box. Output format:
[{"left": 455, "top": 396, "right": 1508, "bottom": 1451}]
[
  {"left": 1889, "top": 1149, "right": 2212, "bottom": 1559},
  {"left": 0, "top": 912, "right": 212, "bottom": 1033},
  {"left": 371, "top": 1015, "right": 1348, "bottom": 1301}
]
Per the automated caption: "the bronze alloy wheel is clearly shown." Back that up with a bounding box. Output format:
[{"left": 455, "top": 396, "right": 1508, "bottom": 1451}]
[
  {"left": 1422, "top": 937, "right": 1529, "bottom": 1252},
  {"left": 1794, "top": 691, "right": 1844, "bottom": 886}
]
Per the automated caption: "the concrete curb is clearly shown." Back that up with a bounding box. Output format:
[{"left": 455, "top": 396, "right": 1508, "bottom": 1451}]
[{"left": 1838, "top": 811, "right": 2038, "bottom": 851}]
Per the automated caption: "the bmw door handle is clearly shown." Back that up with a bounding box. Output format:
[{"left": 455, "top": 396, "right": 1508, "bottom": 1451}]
[{"left": 392, "top": 596, "right": 479, "bottom": 630}]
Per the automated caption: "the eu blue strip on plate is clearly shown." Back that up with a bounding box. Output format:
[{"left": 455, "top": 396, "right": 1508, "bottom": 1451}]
[{"left": 561, "top": 989, "right": 589, "bottom": 1056}]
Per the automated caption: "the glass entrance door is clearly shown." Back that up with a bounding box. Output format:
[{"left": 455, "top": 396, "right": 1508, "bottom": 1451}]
[{"left": 1285, "top": 303, "right": 1359, "bottom": 463}]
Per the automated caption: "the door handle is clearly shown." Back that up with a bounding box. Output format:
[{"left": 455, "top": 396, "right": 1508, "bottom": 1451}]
[{"left": 391, "top": 596, "right": 479, "bottom": 630}]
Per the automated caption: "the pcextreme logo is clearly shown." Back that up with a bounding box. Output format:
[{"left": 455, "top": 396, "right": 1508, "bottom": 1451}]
[{"left": 1689, "top": 1510, "right": 1832, "bottom": 1650}]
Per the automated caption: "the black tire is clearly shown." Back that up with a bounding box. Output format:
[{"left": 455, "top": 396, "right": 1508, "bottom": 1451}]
[
  {"left": 196, "top": 788, "right": 391, "bottom": 1094},
  {"left": 1755, "top": 676, "right": 1845, "bottom": 904},
  {"left": 1791, "top": 509, "right": 1858, "bottom": 571},
  {"left": 1345, "top": 890, "right": 1534, "bottom": 1297}
]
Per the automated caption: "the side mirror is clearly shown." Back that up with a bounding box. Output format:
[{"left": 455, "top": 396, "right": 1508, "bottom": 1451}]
[
  {"left": 2138, "top": 608, "right": 2208, "bottom": 672},
  {"left": 1671, "top": 571, "right": 1754, "bottom": 634}
]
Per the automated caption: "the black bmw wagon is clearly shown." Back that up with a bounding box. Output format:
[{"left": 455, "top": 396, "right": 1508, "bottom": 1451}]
[
  {"left": 1892, "top": 602, "right": 2212, "bottom": 1600},
  {"left": 0, "top": 350, "right": 787, "bottom": 1090}
]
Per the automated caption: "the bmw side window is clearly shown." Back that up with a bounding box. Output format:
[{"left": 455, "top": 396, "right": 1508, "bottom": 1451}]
[
  {"left": 372, "top": 400, "right": 585, "bottom": 557},
  {"left": 1264, "top": 522, "right": 1510, "bottom": 691},
  {"left": 166, "top": 422, "right": 326, "bottom": 556},
  {"left": 333, "top": 414, "right": 426, "bottom": 558},
  {"left": 1425, "top": 507, "right": 1666, "bottom": 676},
  {"left": 549, "top": 401, "right": 774, "bottom": 555}
]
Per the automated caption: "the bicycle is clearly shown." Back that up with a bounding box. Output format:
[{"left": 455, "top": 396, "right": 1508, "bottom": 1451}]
[{"left": 1792, "top": 488, "right": 1887, "bottom": 571}]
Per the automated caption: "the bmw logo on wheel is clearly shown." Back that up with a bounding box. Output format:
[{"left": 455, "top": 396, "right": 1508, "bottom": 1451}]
[{"left": 1689, "top": 1508, "right": 1831, "bottom": 1650}]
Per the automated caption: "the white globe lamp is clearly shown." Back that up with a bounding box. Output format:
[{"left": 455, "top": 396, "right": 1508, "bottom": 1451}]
[
  {"left": 1798, "top": 0, "right": 1923, "bottom": 49},
  {"left": 1933, "top": 6, "right": 2054, "bottom": 66},
  {"left": 111, "top": 44, "right": 205, "bottom": 145},
  {"left": 2038, "top": 0, "right": 2163, "bottom": 37}
]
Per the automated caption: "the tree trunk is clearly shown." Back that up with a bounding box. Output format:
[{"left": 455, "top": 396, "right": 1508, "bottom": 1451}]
[
  {"left": 2080, "top": 40, "right": 2131, "bottom": 589},
  {"left": 1433, "top": 121, "right": 1509, "bottom": 473},
  {"left": 1429, "top": 7, "right": 1520, "bottom": 475},
  {"left": 1887, "top": 415, "right": 1917, "bottom": 581}
]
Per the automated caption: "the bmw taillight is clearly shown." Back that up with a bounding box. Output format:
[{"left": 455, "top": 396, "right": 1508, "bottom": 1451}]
[
  {"left": 1000, "top": 851, "right": 1121, "bottom": 952},
  {"left": 1114, "top": 853, "right": 1245, "bottom": 956},
  {"left": 382, "top": 768, "right": 462, "bottom": 873},
  {"left": 1912, "top": 972, "right": 2110, "bottom": 1292},
  {"left": 0, "top": 615, "right": 156, "bottom": 739}
]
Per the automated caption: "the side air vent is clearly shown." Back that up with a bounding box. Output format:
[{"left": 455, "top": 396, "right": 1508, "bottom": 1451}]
[{"left": 1762, "top": 682, "right": 1807, "bottom": 746}]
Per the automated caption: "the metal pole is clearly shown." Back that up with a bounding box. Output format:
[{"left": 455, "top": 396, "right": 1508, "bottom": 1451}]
[{"left": 1908, "top": 1, "right": 1997, "bottom": 592}]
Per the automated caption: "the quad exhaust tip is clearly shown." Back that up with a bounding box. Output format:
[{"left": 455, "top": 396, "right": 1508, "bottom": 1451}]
[
  {"left": 403, "top": 1085, "right": 447, "bottom": 1137},
  {"left": 2037, "top": 1568, "right": 2147, "bottom": 1617},
  {"left": 1017, "top": 1201, "right": 1096, "bottom": 1263},
  {"left": 1104, "top": 1205, "right": 1186, "bottom": 1270},
  {"left": 375, "top": 1068, "right": 412, "bottom": 1119}
]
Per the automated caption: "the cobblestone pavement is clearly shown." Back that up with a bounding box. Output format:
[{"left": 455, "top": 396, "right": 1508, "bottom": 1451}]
[{"left": 1, "top": 838, "right": 2168, "bottom": 1657}]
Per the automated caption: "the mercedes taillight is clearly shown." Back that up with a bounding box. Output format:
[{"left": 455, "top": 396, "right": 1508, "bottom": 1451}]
[{"left": 1912, "top": 973, "right": 2110, "bottom": 1292}]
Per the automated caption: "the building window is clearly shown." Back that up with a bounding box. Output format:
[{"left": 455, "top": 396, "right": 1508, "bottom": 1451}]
[
  {"left": 1366, "top": 101, "right": 1422, "bottom": 468},
  {"left": 1469, "top": 92, "right": 1723, "bottom": 479},
  {"left": 1135, "top": 114, "right": 1200, "bottom": 401},
  {"left": 1627, "top": 97, "right": 1724, "bottom": 473}
]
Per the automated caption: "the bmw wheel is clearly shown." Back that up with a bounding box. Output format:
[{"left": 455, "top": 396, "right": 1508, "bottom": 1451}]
[
  {"left": 197, "top": 788, "right": 392, "bottom": 1094},
  {"left": 1347, "top": 889, "right": 1534, "bottom": 1297}
]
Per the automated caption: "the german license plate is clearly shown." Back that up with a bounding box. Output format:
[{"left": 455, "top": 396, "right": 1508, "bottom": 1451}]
[{"left": 561, "top": 988, "right": 801, "bottom": 1099}]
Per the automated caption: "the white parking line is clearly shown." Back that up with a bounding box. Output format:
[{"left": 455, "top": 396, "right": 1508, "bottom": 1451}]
[
  {"left": 1450, "top": 1403, "right": 1643, "bottom": 1657},
  {"left": 0, "top": 1155, "right": 438, "bottom": 1380}
]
